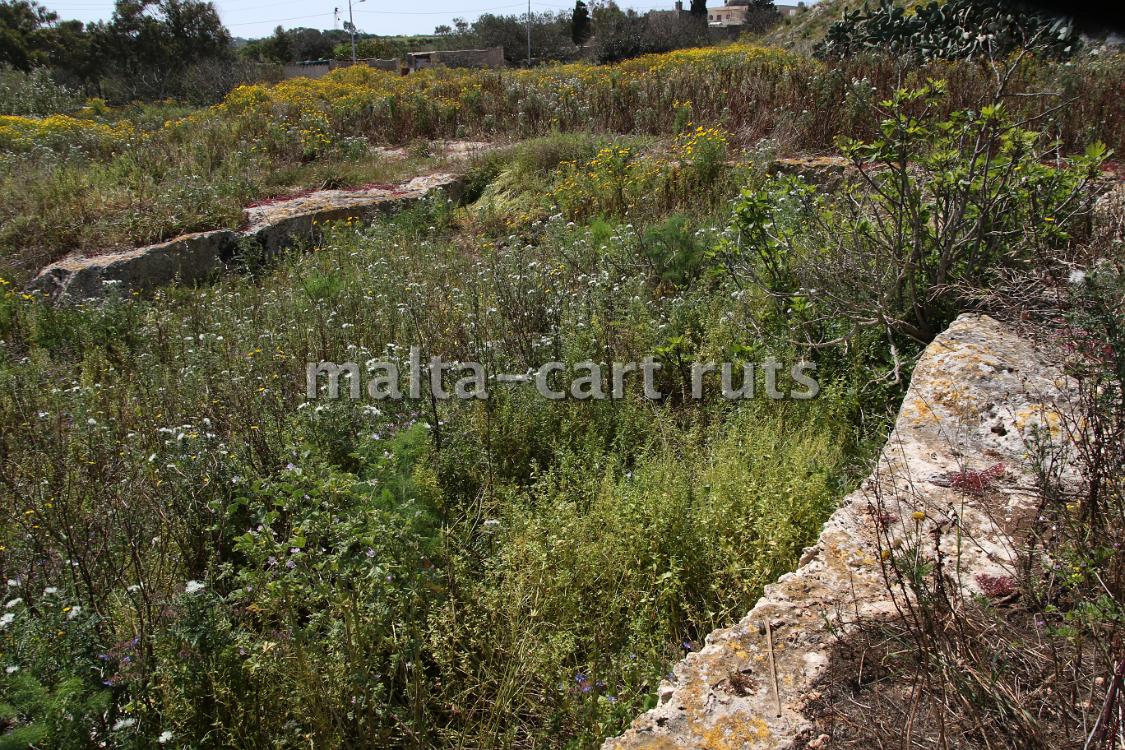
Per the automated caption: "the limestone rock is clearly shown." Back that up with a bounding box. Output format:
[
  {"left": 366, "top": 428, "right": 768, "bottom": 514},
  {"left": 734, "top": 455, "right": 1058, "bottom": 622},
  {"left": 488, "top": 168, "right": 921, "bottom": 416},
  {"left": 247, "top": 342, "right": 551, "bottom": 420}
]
[
  {"left": 26, "top": 230, "right": 237, "bottom": 301},
  {"left": 27, "top": 173, "right": 466, "bottom": 302},
  {"left": 766, "top": 156, "right": 851, "bottom": 185},
  {"left": 604, "top": 314, "right": 1074, "bottom": 750}
]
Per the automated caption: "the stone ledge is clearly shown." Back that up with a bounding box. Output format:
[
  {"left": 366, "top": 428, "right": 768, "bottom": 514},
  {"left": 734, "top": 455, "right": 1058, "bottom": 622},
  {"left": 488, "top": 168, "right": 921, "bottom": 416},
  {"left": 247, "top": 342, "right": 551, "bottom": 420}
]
[
  {"left": 27, "top": 173, "right": 466, "bottom": 302},
  {"left": 604, "top": 314, "right": 1073, "bottom": 750}
]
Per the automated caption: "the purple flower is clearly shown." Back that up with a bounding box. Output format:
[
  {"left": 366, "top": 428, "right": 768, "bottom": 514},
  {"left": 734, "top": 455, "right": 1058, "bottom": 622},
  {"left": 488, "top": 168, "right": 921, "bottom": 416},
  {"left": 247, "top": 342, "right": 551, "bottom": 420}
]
[
  {"left": 366, "top": 548, "right": 376, "bottom": 558},
  {"left": 681, "top": 640, "right": 694, "bottom": 652},
  {"left": 267, "top": 556, "right": 277, "bottom": 567},
  {"left": 286, "top": 559, "right": 296, "bottom": 569}
]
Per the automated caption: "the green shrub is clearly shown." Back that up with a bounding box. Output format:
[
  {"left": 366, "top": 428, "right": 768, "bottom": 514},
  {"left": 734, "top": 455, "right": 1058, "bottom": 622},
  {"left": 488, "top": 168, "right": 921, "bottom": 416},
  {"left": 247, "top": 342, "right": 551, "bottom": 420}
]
[
  {"left": 0, "top": 67, "right": 80, "bottom": 116},
  {"left": 817, "top": 0, "right": 1079, "bottom": 62},
  {"left": 718, "top": 82, "right": 1105, "bottom": 355}
]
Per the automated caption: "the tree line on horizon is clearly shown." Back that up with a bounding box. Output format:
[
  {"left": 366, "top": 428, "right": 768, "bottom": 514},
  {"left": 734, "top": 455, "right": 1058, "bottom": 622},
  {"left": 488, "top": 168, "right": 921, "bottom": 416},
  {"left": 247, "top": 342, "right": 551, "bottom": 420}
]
[{"left": 0, "top": 0, "right": 780, "bottom": 104}]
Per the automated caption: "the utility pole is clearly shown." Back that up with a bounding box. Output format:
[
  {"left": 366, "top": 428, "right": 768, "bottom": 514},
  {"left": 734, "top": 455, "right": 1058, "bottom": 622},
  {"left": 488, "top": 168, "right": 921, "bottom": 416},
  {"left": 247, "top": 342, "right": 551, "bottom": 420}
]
[
  {"left": 348, "top": 0, "right": 366, "bottom": 63},
  {"left": 526, "top": 0, "right": 531, "bottom": 66}
]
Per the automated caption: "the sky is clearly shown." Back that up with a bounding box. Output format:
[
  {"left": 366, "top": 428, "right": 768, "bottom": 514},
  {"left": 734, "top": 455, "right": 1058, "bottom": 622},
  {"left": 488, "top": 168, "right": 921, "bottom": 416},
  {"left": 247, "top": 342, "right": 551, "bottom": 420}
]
[{"left": 40, "top": 0, "right": 708, "bottom": 40}]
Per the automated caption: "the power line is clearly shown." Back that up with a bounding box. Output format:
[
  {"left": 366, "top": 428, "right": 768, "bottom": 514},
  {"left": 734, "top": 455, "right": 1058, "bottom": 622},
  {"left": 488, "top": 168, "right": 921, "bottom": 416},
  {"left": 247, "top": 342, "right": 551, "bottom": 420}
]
[{"left": 352, "top": 3, "right": 527, "bottom": 16}]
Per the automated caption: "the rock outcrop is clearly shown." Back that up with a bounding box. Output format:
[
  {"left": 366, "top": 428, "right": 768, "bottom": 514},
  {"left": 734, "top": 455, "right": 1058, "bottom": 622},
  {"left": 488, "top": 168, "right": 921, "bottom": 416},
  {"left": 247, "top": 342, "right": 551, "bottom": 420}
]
[
  {"left": 605, "top": 313, "right": 1073, "bottom": 750},
  {"left": 27, "top": 173, "right": 466, "bottom": 302}
]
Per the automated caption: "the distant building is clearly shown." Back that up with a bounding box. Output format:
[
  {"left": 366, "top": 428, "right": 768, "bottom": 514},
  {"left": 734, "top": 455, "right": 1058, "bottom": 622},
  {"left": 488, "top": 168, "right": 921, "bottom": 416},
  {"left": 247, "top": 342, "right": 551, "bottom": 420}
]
[
  {"left": 406, "top": 47, "right": 505, "bottom": 72},
  {"left": 704, "top": 2, "right": 806, "bottom": 26},
  {"left": 283, "top": 58, "right": 399, "bottom": 80},
  {"left": 708, "top": 3, "right": 750, "bottom": 26}
]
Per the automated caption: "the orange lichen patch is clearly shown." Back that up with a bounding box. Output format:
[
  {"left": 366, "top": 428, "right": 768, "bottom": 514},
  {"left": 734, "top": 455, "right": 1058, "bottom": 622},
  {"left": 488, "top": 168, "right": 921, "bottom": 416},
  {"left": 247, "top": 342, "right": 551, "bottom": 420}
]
[
  {"left": 1014, "top": 404, "right": 1064, "bottom": 436},
  {"left": 693, "top": 714, "right": 772, "bottom": 750},
  {"left": 906, "top": 396, "right": 941, "bottom": 426}
]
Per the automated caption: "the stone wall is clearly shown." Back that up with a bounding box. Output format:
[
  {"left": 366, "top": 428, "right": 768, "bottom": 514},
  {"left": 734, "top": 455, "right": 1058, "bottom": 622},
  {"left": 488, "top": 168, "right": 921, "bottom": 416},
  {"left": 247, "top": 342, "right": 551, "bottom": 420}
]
[
  {"left": 283, "top": 58, "right": 400, "bottom": 80},
  {"left": 282, "top": 62, "right": 330, "bottom": 79},
  {"left": 605, "top": 313, "right": 1073, "bottom": 750},
  {"left": 407, "top": 47, "right": 505, "bottom": 71}
]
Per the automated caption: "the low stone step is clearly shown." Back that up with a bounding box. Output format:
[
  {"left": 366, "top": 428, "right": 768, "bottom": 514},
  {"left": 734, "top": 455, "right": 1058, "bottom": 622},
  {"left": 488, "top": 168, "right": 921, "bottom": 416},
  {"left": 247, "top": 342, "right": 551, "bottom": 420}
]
[{"left": 27, "top": 172, "right": 466, "bottom": 303}]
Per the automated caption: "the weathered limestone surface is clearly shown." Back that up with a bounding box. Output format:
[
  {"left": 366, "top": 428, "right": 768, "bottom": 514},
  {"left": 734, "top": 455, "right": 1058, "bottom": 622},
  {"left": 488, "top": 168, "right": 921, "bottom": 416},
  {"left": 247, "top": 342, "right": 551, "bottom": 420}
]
[
  {"left": 766, "top": 156, "right": 852, "bottom": 185},
  {"left": 605, "top": 314, "right": 1073, "bottom": 750},
  {"left": 244, "top": 173, "right": 466, "bottom": 254},
  {"left": 26, "top": 230, "right": 239, "bottom": 301},
  {"left": 27, "top": 173, "right": 465, "bottom": 302},
  {"left": 370, "top": 139, "right": 496, "bottom": 161}
]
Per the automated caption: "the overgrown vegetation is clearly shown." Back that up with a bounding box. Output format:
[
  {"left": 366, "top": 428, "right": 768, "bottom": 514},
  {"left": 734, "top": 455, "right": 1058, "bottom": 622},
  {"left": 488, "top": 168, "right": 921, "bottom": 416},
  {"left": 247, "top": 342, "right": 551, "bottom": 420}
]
[
  {"left": 2, "top": 42, "right": 1122, "bottom": 279},
  {"left": 0, "top": 140, "right": 881, "bottom": 745},
  {"left": 1, "top": 3, "right": 1123, "bottom": 745}
]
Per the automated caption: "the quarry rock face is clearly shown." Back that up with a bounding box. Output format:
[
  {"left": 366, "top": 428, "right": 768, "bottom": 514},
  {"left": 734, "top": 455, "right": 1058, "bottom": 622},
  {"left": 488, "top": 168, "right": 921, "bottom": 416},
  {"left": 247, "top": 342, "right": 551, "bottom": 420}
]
[
  {"left": 604, "top": 314, "right": 1074, "bottom": 750},
  {"left": 27, "top": 173, "right": 466, "bottom": 302}
]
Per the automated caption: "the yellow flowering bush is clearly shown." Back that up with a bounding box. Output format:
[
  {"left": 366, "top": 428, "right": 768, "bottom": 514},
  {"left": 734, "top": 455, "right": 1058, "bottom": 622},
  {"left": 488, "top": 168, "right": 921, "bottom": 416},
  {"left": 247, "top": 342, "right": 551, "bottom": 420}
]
[
  {"left": 674, "top": 125, "right": 729, "bottom": 184},
  {"left": 183, "top": 44, "right": 808, "bottom": 147},
  {"left": 0, "top": 114, "right": 133, "bottom": 155},
  {"left": 548, "top": 134, "right": 735, "bottom": 221}
]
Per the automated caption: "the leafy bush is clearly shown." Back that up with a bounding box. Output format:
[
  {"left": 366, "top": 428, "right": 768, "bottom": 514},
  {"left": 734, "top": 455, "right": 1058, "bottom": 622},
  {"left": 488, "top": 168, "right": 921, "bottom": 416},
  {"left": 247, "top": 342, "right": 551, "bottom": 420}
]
[
  {"left": 0, "top": 66, "right": 79, "bottom": 116},
  {"left": 716, "top": 82, "right": 1104, "bottom": 364},
  {"left": 548, "top": 130, "right": 736, "bottom": 222},
  {"left": 817, "top": 0, "right": 1079, "bottom": 62}
]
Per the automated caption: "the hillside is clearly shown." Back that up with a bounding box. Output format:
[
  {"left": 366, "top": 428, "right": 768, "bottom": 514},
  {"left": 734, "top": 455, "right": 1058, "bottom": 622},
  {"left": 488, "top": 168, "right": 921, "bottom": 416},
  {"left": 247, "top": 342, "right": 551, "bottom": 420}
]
[{"left": 1, "top": 20, "right": 1124, "bottom": 750}]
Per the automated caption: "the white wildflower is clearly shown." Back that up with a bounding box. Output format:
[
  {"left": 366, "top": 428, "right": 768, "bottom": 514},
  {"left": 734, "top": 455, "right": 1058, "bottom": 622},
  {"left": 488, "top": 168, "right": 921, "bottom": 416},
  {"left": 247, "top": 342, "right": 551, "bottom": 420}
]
[
  {"left": 112, "top": 718, "right": 137, "bottom": 731},
  {"left": 4, "top": 598, "right": 22, "bottom": 608},
  {"left": 158, "top": 730, "right": 173, "bottom": 744},
  {"left": 185, "top": 580, "right": 206, "bottom": 594}
]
